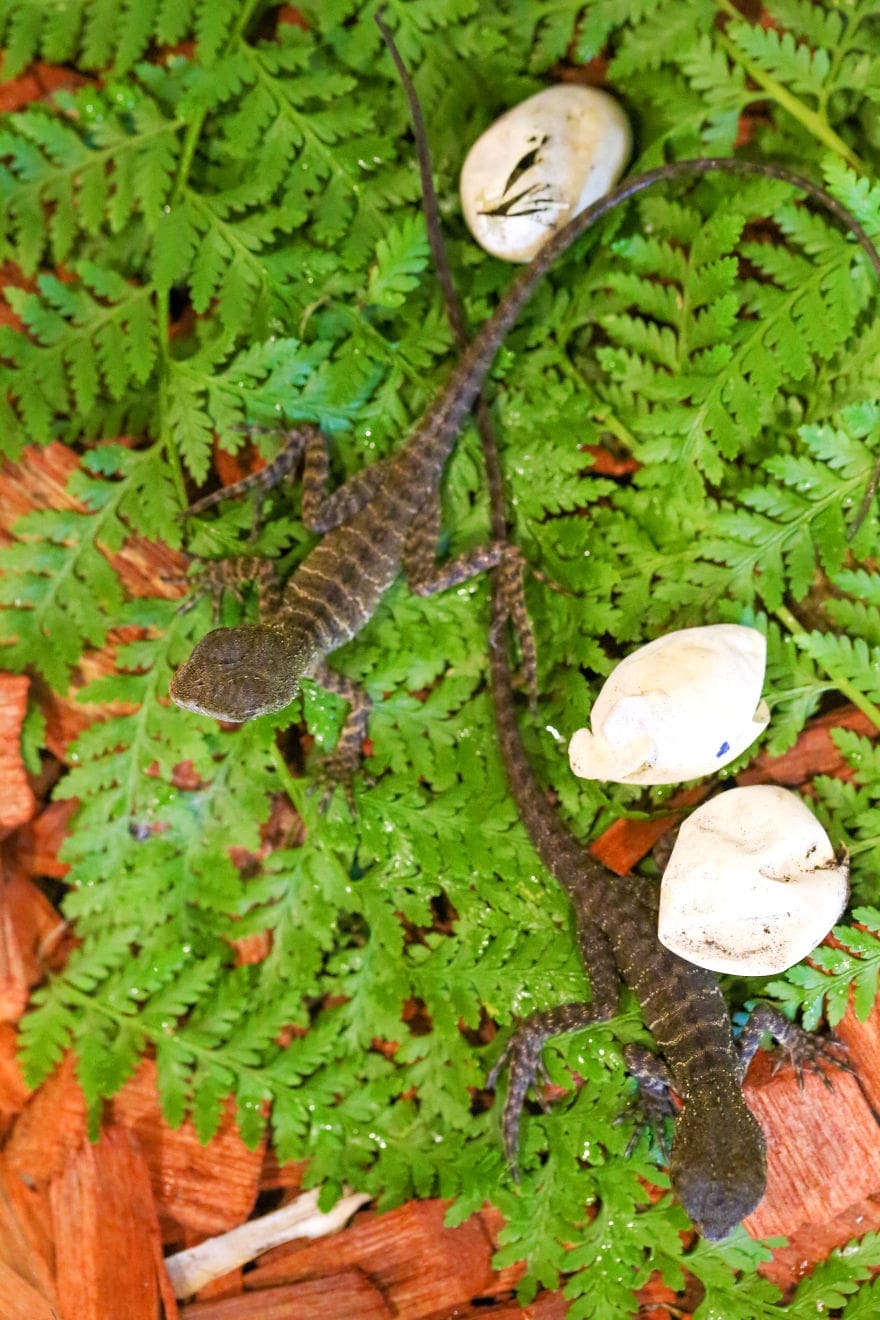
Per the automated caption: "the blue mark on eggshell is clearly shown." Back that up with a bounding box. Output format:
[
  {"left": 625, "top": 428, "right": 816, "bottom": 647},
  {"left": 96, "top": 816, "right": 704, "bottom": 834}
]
[{"left": 716, "top": 741, "right": 730, "bottom": 758}]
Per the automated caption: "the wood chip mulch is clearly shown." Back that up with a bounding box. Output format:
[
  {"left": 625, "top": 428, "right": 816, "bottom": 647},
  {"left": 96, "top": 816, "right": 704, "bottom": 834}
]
[{"left": 2, "top": 524, "right": 879, "bottom": 1315}]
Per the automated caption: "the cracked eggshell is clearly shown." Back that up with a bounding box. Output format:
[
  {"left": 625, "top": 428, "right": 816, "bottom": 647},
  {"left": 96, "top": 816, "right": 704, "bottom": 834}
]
[
  {"left": 568, "top": 624, "right": 769, "bottom": 786},
  {"left": 460, "top": 85, "right": 631, "bottom": 263},
  {"left": 658, "top": 785, "right": 849, "bottom": 976}
]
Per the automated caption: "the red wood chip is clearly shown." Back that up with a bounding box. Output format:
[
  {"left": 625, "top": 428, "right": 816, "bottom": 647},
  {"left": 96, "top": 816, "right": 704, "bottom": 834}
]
[
  {"left": 589, "top": 785, "right": 706, "bottom": 875},
  {"left": 0, "top": 62, "right": 86, "bottom": 113},
  {"left": 742, "top": 1051, "right": 880, "bottom": 1241},
  {"left": 738, "top": 705, "right": 875, "bottom": 788},
  {"left": 10, "top": 799, "right": 76, "bottom": 879},
  {"left": 247, "top": 1199, "right": 494, "bottom": 1319},
  {"left": 0, "top": 892, "right": 27, "bottom": 1024},
  {"left": 0, "top": 1258, "right": 56, "bottom": 1320},
  {"left": 0, "top": 1025, "right": 30, "bottom": 1120},
  {"left": 184, "top": 1272, "right": 391, "bottom": 1319},
  {"left": 110, "top": 1058, "right": 264, "bottom": 1239},
  {"left": 740, "top": 997, "right": 880, "bottom": 1287},
  {"left": 0, "top": 445, "right": 187, "bottom": 758},
  {"left": 0, "top": 676, "right": 35, "bottom": 834},
  {"left": 50, "top": 1125, "right": 175, "bottom": 1320},
  {"left": 5, "top": 1053, "right": 88, "bottom": 1184},
  {"left": 0, "top": 1153, "right": 56, "bottom": 1306}
]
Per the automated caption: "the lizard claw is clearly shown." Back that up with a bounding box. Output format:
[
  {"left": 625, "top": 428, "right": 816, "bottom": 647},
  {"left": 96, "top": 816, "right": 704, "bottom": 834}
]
[
  {"left": 618, "top": 1084, "right": 675, "bottom": 1160},
  {"left": 778, "top": 1028, "right": 852, "bottom": 1089},
  {"left": 486, "top": 1017, "right": 559, "bottom": 1176}
]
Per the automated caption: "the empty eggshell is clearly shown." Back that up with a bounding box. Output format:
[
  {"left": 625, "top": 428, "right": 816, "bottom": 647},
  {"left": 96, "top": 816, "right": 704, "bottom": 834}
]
[
  {"left": 460, "top": 85, "right": 631, "bottom": 263},
  {"left": 658, "top": 785, "right": 849, "bottom": 976},
  {"left": 568, "top": 624, "right": 770, "bottom": 786}
]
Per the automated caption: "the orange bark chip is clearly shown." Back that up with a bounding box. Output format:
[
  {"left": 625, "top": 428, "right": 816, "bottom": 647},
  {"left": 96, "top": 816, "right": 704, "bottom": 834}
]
[
  {"left": 11, "top": 798, "right": 76, "bottom": 879},
  {"left": 0, "top": 882, "right": 27, "bottom": 1023},
  {"left": 0, "top": 1257, "right": 56, "bottom": 1320},
  {"left": 0, "top": 1024, "right": 29, "bottom": 1118},
  {"left": 0, "top": 1154, "right": 56, "bottom": 1304},
  {"left": 0, "top": 445, "right": 188, "bottom": 758},
  {"left": 247, "top": 1199, "right": 494, "bottom": 1319},
  {"left": 0, "top": 675, "right": 35, "bottom": 834},
  {"left": 836, "top": 990, "right": 880, "bottom": 1115},
  {"left": 742, "top": 1051, "right": 880, "bottom": 1240},
  {"left": 738, "top": 704, "right": 876, "bottom": 788},
  {"left": 50, "top": 1125, "right": 173, "bottom": 1320},
  {"left": 5, "top": 1053, "right": 88, "bottom": 1184},
  {"left": 3, "top": 867, "right": 67, "bottom": 990},
  {"left": 185, "top": 1272, "right": 392, "bottom": 1319},
  {"left": 759, "top": 1198, "right": 880, "bottom": 1292},
  {"left": 589, "top": 785, "right": 707, "bottom": 875},
  {"left": 110, "top": 1058, "right": 264, "bottom": 1238}
]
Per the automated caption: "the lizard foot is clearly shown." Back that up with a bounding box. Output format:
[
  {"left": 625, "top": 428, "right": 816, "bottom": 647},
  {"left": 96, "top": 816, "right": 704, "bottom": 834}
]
[
  {"left": 176, "top": 556, "right": 281, "bottom": 621},
  {"left": 487, "top": 1001, "right": 599, "bottom": 1176},
  {"left": 309, "top": 747, "right": 370, "bottom": 814},
  {"left": 772, "top": 1029, "right": 853, "bottom": 1091},
  {"left": 619, "top": 1043, "right": 676, "bottom": 1159},
  {"left": 486, "top": 1019, "right": 552, "bottom": 1178},
  {"left": 738, "top": 1002, "right": 855, "bottom": 1090}
]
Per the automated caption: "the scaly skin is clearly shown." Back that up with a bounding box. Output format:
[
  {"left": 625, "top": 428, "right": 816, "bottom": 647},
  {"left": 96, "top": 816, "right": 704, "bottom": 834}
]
[
  {"left": 487, "top": 625, "right": 766, "bottom": 1239},
  {"left": 369, "top": 30, "right": 853, "bottom": 1238},
  {"left": 170, "top": 160, "right": 880, "bottom": 732}
]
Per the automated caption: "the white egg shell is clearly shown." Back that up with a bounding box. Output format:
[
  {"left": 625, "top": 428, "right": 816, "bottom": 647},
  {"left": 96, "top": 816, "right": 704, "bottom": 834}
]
[
  {"left": 658, "top": 785, "right": 849, "bottom": 976},
  {"left": 460, "top": 85, "right": 631, "bottom": 263},
  {"left": 568, "top": 624, "right": 770, "bottom": 786}
]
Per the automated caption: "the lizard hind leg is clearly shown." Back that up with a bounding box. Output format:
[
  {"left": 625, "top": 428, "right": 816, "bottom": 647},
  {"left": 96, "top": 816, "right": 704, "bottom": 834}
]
[
  {"left": 487, "top": 998, "right": 617, "bottom": 1178},
  {"left": 180, "top": 426, "right": 318, "bottom": 522}
]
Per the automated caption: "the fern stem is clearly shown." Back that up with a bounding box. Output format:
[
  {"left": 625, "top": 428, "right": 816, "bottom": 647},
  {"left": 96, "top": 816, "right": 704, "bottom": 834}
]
[
  {"left": 714, "top": 3, "right": 865, "bottom": 173},
  {"left": 590, "top": 405, "right": 639, "bottom": 452},
  {"left": 774, "top": 604, "right": 880, "bottom": 731},
  {"left": 155, "top": 291, "right": 187, "bottom": 507},
  {"left": 270, "top": 743, "right": 306, "bottom": 805},
  {"left": 170, "top": 0, "right": 266, "bottom": 205}
]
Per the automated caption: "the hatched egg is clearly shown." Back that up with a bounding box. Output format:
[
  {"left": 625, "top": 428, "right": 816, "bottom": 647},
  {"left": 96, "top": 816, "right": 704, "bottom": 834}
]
[
  {"left": 657, "top": 785, "right": 849, "bottom": 976},
  {"left": 460, "top": 85, "right": 631, "bottom": 263}
]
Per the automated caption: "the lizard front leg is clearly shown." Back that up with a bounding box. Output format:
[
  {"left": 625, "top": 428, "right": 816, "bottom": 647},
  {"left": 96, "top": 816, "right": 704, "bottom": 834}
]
[
  {"left": 301, "top": 431, "right": 392, "bottom": 532},
  {"left": 404, "top": 497, "right": 538, "bottom": 705},
  {"left": 736, "top": 1002, "right": 853, "bottom": 1087},
  {"left": 183, "top": 425, "right": 390, "bottom": 536},
  {"left": 179, "top": 554, "right": 284, "bottom": 620}
]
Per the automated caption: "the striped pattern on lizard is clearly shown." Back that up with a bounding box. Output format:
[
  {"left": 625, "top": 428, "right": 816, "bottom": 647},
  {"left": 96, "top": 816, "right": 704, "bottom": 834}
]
[
  {"left": 170, "top": 148, "right": 880, "bottom": 789},
  {"left": 372, "top": 28, "right": 861, "bottom": 1238}
]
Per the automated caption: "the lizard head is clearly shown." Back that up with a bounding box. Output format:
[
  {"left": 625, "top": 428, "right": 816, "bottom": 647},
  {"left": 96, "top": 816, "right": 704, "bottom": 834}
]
[
  {"left": 170, "top": 624, "right": 312, "bottom": 723},
  {"left": 669, "top": 1086, "right": 766, "bottom": 1241}
]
